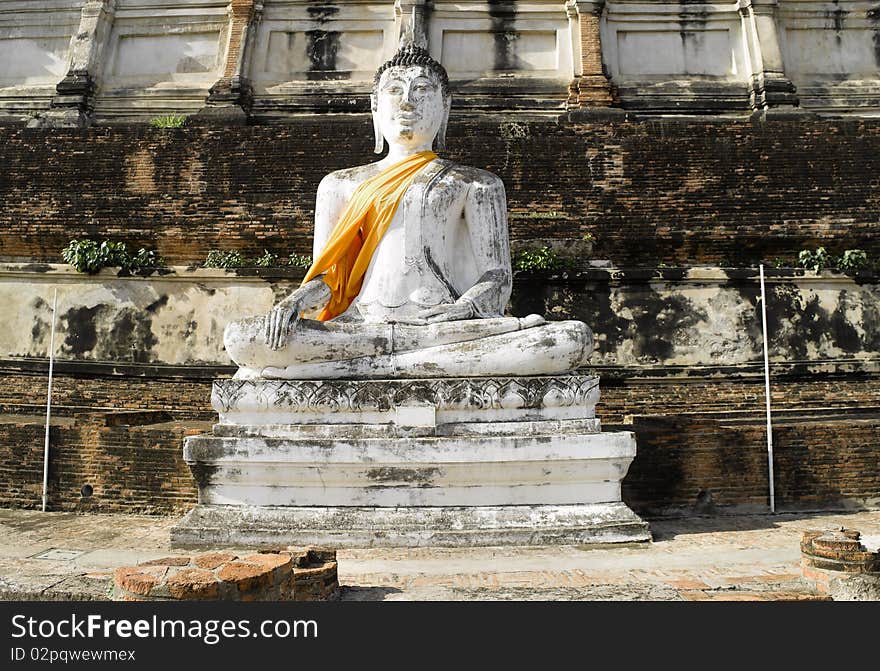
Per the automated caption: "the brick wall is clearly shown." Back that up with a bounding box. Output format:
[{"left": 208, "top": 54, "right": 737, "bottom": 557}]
[
  {"left": 3, "top": 406, "right": 876, "bottom": 515},
  {"left": 3, "top": 369, "right": 878, "bottom": 425},
  {"left": 0, "top": 414, "right": 202, "bottom": 513},
  {"left": 625, "top": 414, "right": 880, "bottom": 514},
  {"left": 2, "top": 118, "right": 879, "bottom": 266},
  {"left": 0, "top": 371, "right": 214, "bottom": 420},
  {"left": 1, "top": 370, "right": 877, "bottom": 514}
]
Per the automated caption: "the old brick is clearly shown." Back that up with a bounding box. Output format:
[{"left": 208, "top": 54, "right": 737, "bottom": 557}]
[
  {"left": 140, "top": 556, "right": 191, "bottom": 567},
  {"left": 217, "top": 561, "right": 273, "bottom": 592},
  {"left": 193, "top": 552, "right": 238, "bottom": 570},
  {"left": 113, "top": 566, "right": 167, "bottom": 596},
  {"left": 166, "top": 567, "right": 221, "bottom": 600}
]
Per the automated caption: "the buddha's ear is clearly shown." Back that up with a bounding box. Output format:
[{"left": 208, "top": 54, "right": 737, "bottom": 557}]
[
  {"left": 371, "top": 94, "right": 384, "bottom": 154},
  {"left": 435, "top": 94, "right": 451, "bottom": 152}
]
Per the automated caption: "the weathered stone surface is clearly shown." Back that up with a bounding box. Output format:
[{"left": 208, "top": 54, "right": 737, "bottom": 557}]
[
  {"left": 181, "top": 393, "right": 637, "bottom": 511},
  {"left": 210, "top": 375, "right": 600, "bottom": 426},
  {"left": 4, "top": 265, "right": 878, "bottom": 374},
  {"left": 171, "top": 502, "right": 651, "bottom": 548}
]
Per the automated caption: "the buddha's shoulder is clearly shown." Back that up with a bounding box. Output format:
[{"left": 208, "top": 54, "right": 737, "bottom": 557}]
[
  {"left": 318, "top": 163, "right": 382, "bottom": 188},
  {"left": 436, "top": 160, "right": 505, "bottom": 191},
  {"left": 317, "top": 159, "right": 504, "bottom": 192}
]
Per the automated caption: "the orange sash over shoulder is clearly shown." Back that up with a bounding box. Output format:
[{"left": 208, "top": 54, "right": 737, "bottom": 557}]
[{"left": 302, "top": 150, "right": 438, "bottom": 321}]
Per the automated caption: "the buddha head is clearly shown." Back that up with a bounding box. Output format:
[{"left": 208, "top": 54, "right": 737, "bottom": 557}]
[{"left": 371, "top": 44, "right": 451, "bottom": 154}]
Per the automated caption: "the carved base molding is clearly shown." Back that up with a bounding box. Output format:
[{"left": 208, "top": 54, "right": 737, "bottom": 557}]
[{"left": 212, "top": 375, "right": 601, "bottom": 426}]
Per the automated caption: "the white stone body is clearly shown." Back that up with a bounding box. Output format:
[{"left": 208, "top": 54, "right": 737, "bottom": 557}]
[
  {"left": 314, "top": 159, "right": 510, "bottom": 323},
  {"left": 222, "top": 59, "right": 593, "bottom": 380},
  {"left": 174, "top": 49, "right": 648, "bottom": 547}
]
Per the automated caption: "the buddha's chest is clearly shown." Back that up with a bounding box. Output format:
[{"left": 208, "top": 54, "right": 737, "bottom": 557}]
[{"left": 356, "top": 173, "right": 471, "bottom": 311}]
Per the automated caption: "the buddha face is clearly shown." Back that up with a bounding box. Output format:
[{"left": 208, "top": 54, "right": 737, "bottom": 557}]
[{"left": 373, "top": 65, "right": 448, "bottom": 150}]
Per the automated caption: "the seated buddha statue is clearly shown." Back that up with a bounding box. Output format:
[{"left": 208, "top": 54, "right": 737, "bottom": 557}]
[{"left": 224, "top": 43, "right": 593, "bottom": 380}]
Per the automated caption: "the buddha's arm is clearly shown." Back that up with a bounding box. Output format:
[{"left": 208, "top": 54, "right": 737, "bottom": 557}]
[
  {"left": 458, "top": 175, "right": 513, "bottom": 316},
  {"left": 264, "top": 174, "right": 346, "bottom": 349},
  {"left": 418, "top": 174, "right": 512, "bottom": 323}
]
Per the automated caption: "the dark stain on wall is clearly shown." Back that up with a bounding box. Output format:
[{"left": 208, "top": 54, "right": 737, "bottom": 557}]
[
  {"left": 764, "top": 284, "right": 872, "bottom": 358},
  {"left": 511, "top": 279, "right": 710, "bottom": 363},
  {"left": 487, "top": 1, "right": 523, "bottom": 71},
  {"left": 305, "top": 3, "right": 344, "bottom": 79},
  {"left": 827, "top": 0, "right": 849, "bottom": 42},
  {"left": 306, "top": 3, "right": 338, "bottom": 23},
  {"left": 868, "top": 6, "right": 880, "bottom": 66},
  {"left": 30, "top": 297, "right": 48, "bottom": 342},
  {"left": 594, "top": 290, "right": 708, "bottom": 361},
  {"left": 306, "top": 30, "right": 341, "bottom": 78},
  {"left": 61, "top": 305, "right": 100, "bottom": 356},
  {"left": 829, "top": 291, "right": 862, "bottom": 353},
  {"left": 679, "top": 0, "right": 709, "bottom": 69},
  {"left": 59, "top": 304, "right": 158, "bottom": 363},
  {"left": 103, "top": 308, "right": 158, "bottom": 363},
  {"left": 145, "top": 295, "right": 169, "bottom": 314}
]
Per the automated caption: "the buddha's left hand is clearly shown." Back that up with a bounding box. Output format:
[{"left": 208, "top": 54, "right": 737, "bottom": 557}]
[{"left": 417, "top": 300, "right": 475, "bottom": 323}]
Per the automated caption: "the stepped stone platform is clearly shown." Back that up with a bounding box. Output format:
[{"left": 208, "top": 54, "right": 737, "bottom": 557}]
[{"left": 172, "top": 375, "right": 651, "bottom": 548}]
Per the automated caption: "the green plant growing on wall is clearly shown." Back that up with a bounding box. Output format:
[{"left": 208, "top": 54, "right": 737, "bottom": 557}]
[
  {"left": 837, "top": 249, "right": 869, "bottom": 273},
  {"left": 288, "top": 253, "right": 313, "bottom": 269},
  {"left": 251, "top": 250, "right": 279, "bottom": 267},
  {"left": 203, "top": 250, "right": 314, "bottom": 270},
  {"left": 149, "top": 114, "right": 186, "bottom": 129},
  {"left": 798, "top": 247, "right": 832, "bottom": 272},
  {"left": 798, "top": 247, "right": 870, "bottom": 273},
  {"left": 61, "top": 239, "right": 165, "bottom": 274},
  {"left": 512, "top": 246, "right": 571, "bottom": 273},
  {"left": 204, "top": 249, "right": 247, "bottom": 269}
]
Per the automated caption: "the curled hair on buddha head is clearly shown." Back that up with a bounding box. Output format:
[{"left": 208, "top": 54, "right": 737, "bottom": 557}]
[{"left": 372, "top": 43, "right": 451, "bottom": 98}]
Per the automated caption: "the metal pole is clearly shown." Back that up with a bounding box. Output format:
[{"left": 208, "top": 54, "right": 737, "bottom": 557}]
[
  {"left": 42, "top": 288, "right": 58, "bottom": 513},
  {"left": 759, "top": 265, "right": 775, "bottom": 513}
]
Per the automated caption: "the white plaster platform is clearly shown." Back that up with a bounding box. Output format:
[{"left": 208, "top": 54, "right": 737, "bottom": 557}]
[{"left": 173, "top": 375, "right": 651, "bottom": 548}]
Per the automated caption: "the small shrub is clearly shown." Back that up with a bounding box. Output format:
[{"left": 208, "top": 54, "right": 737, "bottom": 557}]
[
  {"left": 512, "top": 246, "right": 571, "bottom": 273},
  {"left": 837, "top": 249, "right": 868, "bottom": 273},
  {"left": 149, "top": 114, "right": 186, "bottom": 129},
  {"left": 61, "top": 239, "right": 164, "bottom": 274},
  {"left": 251, "top": 250, "right": 279, "bottom": 267},
  {"left": 126, "top": 247, "right": 164, "bottom": 271},
  {"left": 288, "top": 253, "right": 313, "bottom": 269},
  {"left": 204, "top": 249, "right": 314, "bottom": 270},
  {"left": 204, "top": 249, "right": 247, "bottom": 269},
  {"left": 798, "top": 247, "right": 832, "bottom": 272}
]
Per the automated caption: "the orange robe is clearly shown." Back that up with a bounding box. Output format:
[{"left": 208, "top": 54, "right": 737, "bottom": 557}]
[{"left": 302, "top": 151, "right": 438, "bottom": 321}]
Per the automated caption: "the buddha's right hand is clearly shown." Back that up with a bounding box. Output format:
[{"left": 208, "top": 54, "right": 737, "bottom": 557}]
[{"left": 265, "top": 297, "right": 302, "bottom": 351}]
